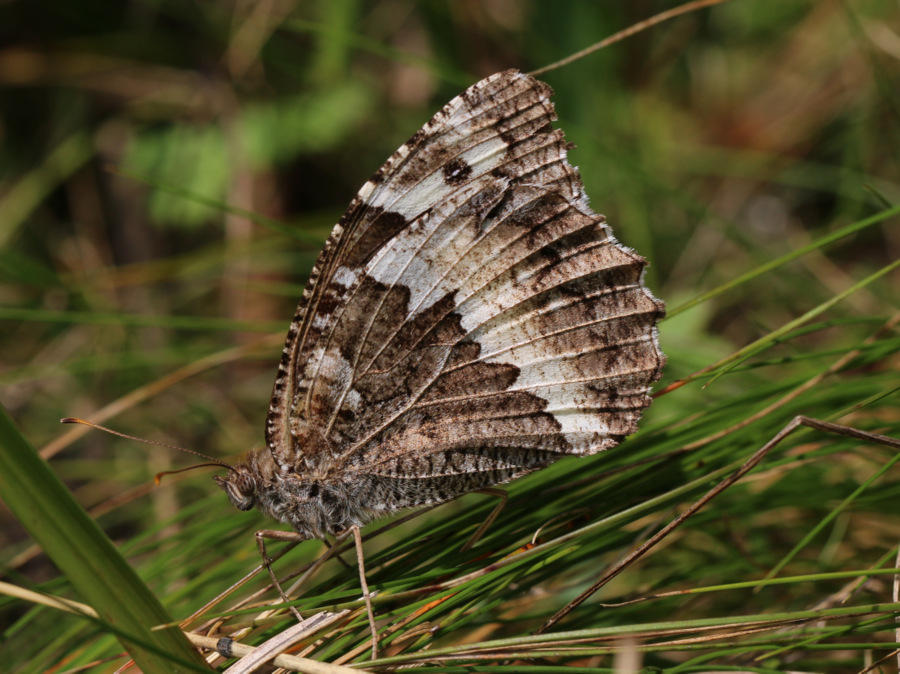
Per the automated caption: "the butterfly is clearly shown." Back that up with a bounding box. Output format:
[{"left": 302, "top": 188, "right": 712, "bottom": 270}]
[{"left": 213, "top": 68, "right": 666, "bottom": 656}]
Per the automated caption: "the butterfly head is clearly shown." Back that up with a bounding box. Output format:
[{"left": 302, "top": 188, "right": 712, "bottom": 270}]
[
  {"left": 212, "top": 448, "right": 281, "bottom": 513},
  {"left": 213, "top": 468, "right": 257, "bottom": 511}
]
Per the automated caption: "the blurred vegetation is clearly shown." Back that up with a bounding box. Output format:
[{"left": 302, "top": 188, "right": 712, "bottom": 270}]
[{"left": 1, "top": 0, "right": 899, "bottom": 671}]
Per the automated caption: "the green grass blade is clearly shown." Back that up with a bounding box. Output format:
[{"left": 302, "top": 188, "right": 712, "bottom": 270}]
[
  {"left": 667, "top": 203, "right": 900, "bottom": 320},
  {"left": 0, "top": 405, "right": 209, "bottom": 672},
  {"left": 704, "top": 257, "right": 900, "bottom": 386},
  {"left": 0, "top": 132, "right": 93, "bottom": 249}
]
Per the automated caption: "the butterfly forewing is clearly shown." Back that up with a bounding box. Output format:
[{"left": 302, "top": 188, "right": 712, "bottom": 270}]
[{"left": 265, "top": 70, "right": 664, "bottom": 504}]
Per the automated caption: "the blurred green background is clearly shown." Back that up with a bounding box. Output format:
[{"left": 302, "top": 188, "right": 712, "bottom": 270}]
[{"left": 2, "top": 1, "right": 899, "bottom": 671}]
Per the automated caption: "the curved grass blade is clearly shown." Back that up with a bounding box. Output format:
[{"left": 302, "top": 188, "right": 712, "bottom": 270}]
[
  {"left": 668, "top": 203, "right": 900, "bottom": 320},
  {"left": 0, "top": 404, "right": 209, "bottom": 672}
]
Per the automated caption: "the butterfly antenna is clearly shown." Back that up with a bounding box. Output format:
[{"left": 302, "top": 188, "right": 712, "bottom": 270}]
[{"left": 60, "top": 417, "right": 234, "bottom": 472}]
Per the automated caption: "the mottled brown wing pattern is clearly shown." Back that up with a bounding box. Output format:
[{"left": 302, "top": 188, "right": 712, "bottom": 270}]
[{"left": 265, "top": 70, "right": 664, "bottom": 508}]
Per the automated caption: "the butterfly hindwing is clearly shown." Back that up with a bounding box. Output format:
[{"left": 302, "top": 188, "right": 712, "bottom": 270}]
[{"left": 265, "top": 70, "right": 664, "bottom": 503}]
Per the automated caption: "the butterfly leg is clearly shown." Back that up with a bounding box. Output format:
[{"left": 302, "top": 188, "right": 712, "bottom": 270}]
[
  {"left": 461, "top": 488, "right": 508, "bottom": 551},
  {"left": 353, "top": 525, "right": 379, "bottom": 659},
  {"left": 334, "top": 525, "right": 379, "bottom": 660},
  {"left": 255, "top": 528, "right": 307, "bottom": 621}
]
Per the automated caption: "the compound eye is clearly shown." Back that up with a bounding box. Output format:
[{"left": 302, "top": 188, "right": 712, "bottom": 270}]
[{"left": 214, "top": 473, "right": 255, "bottom": 511}]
